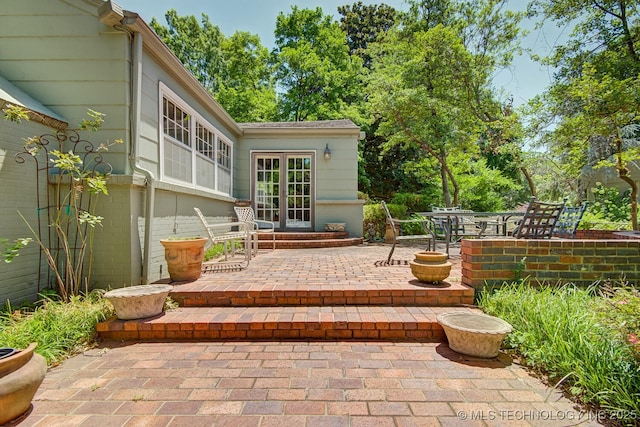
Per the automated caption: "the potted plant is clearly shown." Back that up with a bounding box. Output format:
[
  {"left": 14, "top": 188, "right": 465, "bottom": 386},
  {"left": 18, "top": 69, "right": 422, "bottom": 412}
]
[
  {"left": 160, "top": 237, "right": 208, "bottom": 282},
  {"left": 0, "top": 343, "right": 47, "bottom": 425}
]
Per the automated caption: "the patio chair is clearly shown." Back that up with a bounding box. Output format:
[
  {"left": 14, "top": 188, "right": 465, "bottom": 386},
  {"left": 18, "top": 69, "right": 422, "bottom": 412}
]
[
  {"left": 382, "top": 201, "right": 435, "bottom": 264},
  {"left": 194, "top": 207, "right": 251, "bottom": 270},
  {"left": 512, "top": 197, "right": 566, "bottom": 239},
  {"left": 554, "top": 202, "right": 588, "bottom": 239},
  {"left": 234, "top": 206, "right": 276, "bottom": 255}
]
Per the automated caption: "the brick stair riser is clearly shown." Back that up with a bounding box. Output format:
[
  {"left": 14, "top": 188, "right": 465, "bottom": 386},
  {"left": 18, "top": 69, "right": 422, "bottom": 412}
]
[
  {"left": 171, "top": 291, "right": 474, "bottom": 308},
  {"left": 97, "top": 321, "right": 447, "bottom": 342},
  {"left": 260, "top": 238, "right": 363, "bottom": 249},
  {"left": 263, "top": 232, "right": 349, "bottom": 241}
]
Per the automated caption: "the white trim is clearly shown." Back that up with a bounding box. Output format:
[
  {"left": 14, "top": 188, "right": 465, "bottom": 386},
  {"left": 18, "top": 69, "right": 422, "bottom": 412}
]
[{"left": 158, "top": 82, "right": 234, "bottom": 197}]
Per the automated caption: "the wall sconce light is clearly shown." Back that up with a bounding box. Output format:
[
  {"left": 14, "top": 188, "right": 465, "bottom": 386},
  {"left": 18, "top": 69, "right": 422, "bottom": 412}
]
[{"left": 324, "top": 144, "right": 331, "bottom": 160}]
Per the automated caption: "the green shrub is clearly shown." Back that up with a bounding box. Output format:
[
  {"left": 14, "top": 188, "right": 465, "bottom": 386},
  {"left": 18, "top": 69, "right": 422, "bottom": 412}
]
[
  {"left": 390, "top": 193, "right": 433, "bottom": 212},
  {"left": 362, "top": 203, "right": 407, "bottom": 242},
  {"left": 0, "top": 291, "right": 113, "bottom": 365},
  {"left": 579, "top": 210, "right": 631, "bottom": 231},
  {"left": 204, "top": 241, "right": 244, "bottom": 261},
  {"left": 478, "top": 283, "right": 640, "bottom": 422}
]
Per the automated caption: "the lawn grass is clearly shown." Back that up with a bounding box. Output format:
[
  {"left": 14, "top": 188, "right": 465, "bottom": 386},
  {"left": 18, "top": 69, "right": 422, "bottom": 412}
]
[
  {"left": 478, "top": 282, "right": 640, "bottom": 424},
  {"left": 0, "top": 291, "right": 113, "bottom": 366}
]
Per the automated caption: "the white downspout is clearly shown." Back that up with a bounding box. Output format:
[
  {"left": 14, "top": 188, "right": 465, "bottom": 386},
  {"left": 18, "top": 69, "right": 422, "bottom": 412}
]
[{"left": 130, "top": 31, "right": 156, "bottom": 284}]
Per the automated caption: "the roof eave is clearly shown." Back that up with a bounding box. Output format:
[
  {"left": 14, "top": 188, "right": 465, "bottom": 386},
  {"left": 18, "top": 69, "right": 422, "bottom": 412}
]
[{"left": 120, "top": 11, "right": 243, "bottom": 138}]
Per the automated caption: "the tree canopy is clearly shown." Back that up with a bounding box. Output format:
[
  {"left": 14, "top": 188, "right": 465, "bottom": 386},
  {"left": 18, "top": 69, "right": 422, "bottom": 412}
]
[{"left": 148, "top": 1, "right": 639, "bottom": 220}]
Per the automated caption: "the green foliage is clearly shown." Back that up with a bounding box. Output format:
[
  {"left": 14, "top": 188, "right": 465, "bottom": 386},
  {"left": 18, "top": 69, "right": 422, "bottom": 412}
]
[
  {"left": 593, "top": 286, "right": 640, "bottom": 363},
  {"left": 590, "top": 184, "right": 632, "bottom": 223},
  {"left": 526, "top": 1, "right": 640, "bottom": 228},
  {"left": 0, "top": 291, "right": 113, "bottom": 366},
  {"left": 273, "top": 6, "right": 364, "bottom": 122},
  {"left": 362, "top": 202, "right": 407, "bottom": 242},
  {"left": 2, "top": 103, "right": 30, "bottom": 122},
  {"left": 1, "top": 238, "right": 32, "bottom": 263},
  {"left": 150, "top": 10, "right": 277, "bottom": 122},
  {"left": 367, "top": 0, "right": 525, "bottom": 206},
  {"left": 455, "top": 157, "right": 522, "bottom": 211},
  {"left": 478, "top": 283, "right": 640, "bottom": 418},
  {"left": 338, "top": 2, "right": 397, "bottom": 68},
  {"left": 203, "top": 241, "right": 244, "bottom": 262},
  {"left": 390, "top": 192, "right": 433, "bottom": 212},
  {"left": 3, "top": 105, "right": 121, "bottom": 301}
]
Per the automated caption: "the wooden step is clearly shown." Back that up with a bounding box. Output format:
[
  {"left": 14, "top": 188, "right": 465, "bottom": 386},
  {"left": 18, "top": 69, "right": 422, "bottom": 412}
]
[{"left": 96, "top": 306, "right": 480, "bottom": 342}]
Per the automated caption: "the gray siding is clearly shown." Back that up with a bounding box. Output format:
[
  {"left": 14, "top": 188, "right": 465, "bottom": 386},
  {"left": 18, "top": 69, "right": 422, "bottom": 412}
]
[{"left": 0, "top": 119, "right": 51, "bottom": 303}]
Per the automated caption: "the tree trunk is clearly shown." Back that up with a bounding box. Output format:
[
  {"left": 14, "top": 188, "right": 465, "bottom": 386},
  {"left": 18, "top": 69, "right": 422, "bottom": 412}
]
[
  {"left": 615, "top": 135, "right": 638, "bottom": 230},
  {"left": 520, "top": 166, "right": 537, "bottom": 198},
  {"left": 441, "top": 163, "right": 451, "bottom": 207}
]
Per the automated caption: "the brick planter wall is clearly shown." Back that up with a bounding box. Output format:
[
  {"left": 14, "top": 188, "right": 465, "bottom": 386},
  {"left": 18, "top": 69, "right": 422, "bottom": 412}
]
[{"left": 461, "top": 238, "right": 640, "bottom": 289}]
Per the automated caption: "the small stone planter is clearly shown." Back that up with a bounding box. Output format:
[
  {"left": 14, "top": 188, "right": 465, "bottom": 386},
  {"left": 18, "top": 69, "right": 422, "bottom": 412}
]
[
  {"left": 410, "top": 251, "right": 452, "bottom": 283},
  {"left": 0, "top": 343, "right": 47, "bottom": 425},
  {"left": 437, "top": 312, "right": 513, "bottom": 358},
  {"left": 104, "top": 284, "right": 173, "bottom": 320},
  {"left": 324, "top": 222, "right": 346, "bottom": 232}
]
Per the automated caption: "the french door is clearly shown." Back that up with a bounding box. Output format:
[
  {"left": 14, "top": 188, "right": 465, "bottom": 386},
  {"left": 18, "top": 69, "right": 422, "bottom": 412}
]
[{"left": 253, "top": 152, "right": 314, "bottom": 231}]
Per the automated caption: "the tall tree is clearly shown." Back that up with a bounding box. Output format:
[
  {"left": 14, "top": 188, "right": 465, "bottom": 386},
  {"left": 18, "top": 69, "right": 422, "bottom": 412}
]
[
  {"left": 338, "top": 2, "right": 397, "bottom": 68},
  {"left": 150, "top": 10, "right": 225, "bottom": 93},
  {"left": 527, "top": 0, "right": 640, "bottom": 229},
  {"left": 272, "top": 6, "right": 364, "bottom": 121},
  {"left": 150, "top": 10, "right": 277, "bottom": 122},
  {"left": 218, "top": 32, "right": 278, "bottom": 122},
  {"left": 368, "top": 0, "right": 524, "bottom": 206}
]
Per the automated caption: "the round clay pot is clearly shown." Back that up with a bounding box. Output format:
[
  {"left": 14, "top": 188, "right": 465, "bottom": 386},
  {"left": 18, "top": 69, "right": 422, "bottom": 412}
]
[
  {"left": 104, "top": 284, "right": 173, "bottom": 320},
  {"left": 437, "top": 312, "right": 513, "bottom": 358},
  {"left": 409, "top": 251, "right": 452, "bottom": 283},
  {"left": 0, "top": 343, "right": 47, "bottom": 425},
  {"left": 160, "top": 238, "right": 207, "bottom": 282}
]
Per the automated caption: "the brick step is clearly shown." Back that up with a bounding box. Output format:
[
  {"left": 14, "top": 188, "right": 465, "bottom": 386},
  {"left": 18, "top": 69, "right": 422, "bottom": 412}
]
[
  {"left": 170, "top": 282, "right": 474, "bottom": 307},
  {"left": 260, "top": 237, "right": 363, "bottom": 249},
  {"left": 96, "top": 306, "right": 480, "bottom": 342},
  {"left": 260, "top": 232, "right": 350, "bottom": 241}
]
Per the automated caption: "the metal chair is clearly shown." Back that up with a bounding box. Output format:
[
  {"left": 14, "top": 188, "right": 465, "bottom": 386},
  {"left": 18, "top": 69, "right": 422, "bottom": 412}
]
[
  {"left": 234, "top": 206, "right": 276, "bottom": 255},
  {"left": 194, "top": 207, "right": 251, "bottom": 269},
  {"left": 554, "top": 202, "right": 588, "bottom": 239},
  {"left": 381, "top": 201, "right": 435, "bottom": 263},
  {"left": 512, "top": 197, "right": 566, "bottom": 239}
]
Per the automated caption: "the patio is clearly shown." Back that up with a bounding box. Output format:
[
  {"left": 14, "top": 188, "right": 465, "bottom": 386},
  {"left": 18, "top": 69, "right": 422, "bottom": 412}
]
[
  {"left": 25, "top": 340, "right": 601, "bottom": 426},
  {"left": 21, "top": 243, "right": 606, "bottom": 426},
  {"left": 97, "top": 243, "right": 475, "bottom": 342}
]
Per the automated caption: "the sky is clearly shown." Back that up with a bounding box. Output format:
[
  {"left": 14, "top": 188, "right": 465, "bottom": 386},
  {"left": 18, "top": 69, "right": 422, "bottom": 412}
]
[{"left": 115, "top": 0, "right": 573, "bottom": 107}]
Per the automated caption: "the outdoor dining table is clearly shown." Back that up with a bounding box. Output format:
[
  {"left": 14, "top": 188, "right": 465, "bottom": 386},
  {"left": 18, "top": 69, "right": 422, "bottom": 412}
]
[{"left": 416, "top": 211, "right": 526, "bottom": 255}]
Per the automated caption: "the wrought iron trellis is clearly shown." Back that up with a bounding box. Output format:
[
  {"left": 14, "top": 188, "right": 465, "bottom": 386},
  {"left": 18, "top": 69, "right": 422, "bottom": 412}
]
[{"left": 15, "top": 128, "right": 113, "bottom": 296}]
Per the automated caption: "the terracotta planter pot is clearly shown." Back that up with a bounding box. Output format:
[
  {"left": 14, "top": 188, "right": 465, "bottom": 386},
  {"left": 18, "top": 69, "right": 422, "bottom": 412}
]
[
  {"left": 409, "top": 251, "right": 452, "bottom": 283},
  {"left": 160, "top": 238, "right": 207, "bottom": 282},
  {"left": 0, "top": 343, "right": 47, "bottom": 425},
  {"left": 104, "top": 284, "right": 173, "bottom": 320},
  {"left": 437, "top": 312, "right": 513, "bottom": 358}
]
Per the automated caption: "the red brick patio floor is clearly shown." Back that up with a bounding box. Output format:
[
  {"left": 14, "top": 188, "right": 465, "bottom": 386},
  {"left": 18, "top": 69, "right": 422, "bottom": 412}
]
[
  {"left": 25, "top": 342, "right": 601, "bottom": 427},
  {"left": 22, "top": 244, "right": 601, "bottom": 426}
]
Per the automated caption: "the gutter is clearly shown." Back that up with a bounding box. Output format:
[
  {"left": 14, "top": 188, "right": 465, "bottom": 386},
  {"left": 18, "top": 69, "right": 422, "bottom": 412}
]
[
  {"left": 130, "top": 31, "right": 156, "bottom": 285},
  {"left": 105, "top": 6, "right": 156, "bottom": 285}
]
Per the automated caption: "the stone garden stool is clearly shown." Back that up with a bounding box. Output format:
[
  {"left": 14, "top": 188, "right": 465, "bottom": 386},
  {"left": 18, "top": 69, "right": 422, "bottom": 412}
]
[
  {"left": 437, "top": 312, "right": 513, "bottom": 358},
  {"left": 104, "top": 284, "right": 173, "bottom": 320}
]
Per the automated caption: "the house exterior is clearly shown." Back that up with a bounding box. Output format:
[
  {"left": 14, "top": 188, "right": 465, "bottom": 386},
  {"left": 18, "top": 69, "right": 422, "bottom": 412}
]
[{"left": 0, "top": 0, "right": 363, "bottom": 304}]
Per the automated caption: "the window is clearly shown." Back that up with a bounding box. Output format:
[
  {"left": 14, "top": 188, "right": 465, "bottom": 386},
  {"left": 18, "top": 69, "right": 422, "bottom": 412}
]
[{"left": 160, "top": 83, "right": 233, "bottom": 195}]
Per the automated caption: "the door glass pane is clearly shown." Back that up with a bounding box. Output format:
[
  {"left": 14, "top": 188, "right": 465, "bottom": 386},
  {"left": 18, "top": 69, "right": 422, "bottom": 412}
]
[
  {"left": 286, "top": 155, "right": 312, "bottom": 228},
  {"left": 255, "top": 156, "right": 280, "bottom": 228}
]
